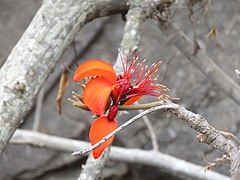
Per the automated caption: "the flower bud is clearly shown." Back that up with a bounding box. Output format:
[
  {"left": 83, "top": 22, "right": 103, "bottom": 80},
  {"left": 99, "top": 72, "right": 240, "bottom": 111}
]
[{"left": 108, "top": 105, "right": 118, "bottom": 121}]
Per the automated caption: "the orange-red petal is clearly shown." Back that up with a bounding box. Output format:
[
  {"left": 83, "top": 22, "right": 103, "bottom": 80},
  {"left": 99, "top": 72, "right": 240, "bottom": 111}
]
[
  {"left": 73, "top": 60, "right": 117, "bottom": 84},
  {"left": 123, "top": 95, "right": 143, "bottom": 106},
  {"left": 83, "top": 77, "right": 113, "bottom": 115},
  {"left": 89, "top": 116, "right": 118, "bottom": 159}
]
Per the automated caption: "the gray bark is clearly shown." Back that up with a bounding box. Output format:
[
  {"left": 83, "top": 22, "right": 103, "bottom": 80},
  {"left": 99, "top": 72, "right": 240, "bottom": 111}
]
[
  {"left": 0, "top": 0, "right": 128, "bottom": 153},
  {"left": 11, "top": 129, "right": 230, "bottom": 180},
  {"left": 78, "top": 151, "right": 110, "bottom": 180}
]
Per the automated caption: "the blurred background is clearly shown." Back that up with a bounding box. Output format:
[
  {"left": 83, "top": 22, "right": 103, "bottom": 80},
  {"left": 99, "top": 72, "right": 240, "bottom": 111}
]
[{"left": 0, "top": 0, "right": 240, "bottom": 179}]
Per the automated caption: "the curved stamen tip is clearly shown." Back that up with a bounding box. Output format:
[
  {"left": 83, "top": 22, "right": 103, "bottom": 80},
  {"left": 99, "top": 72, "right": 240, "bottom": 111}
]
[{"left": 165, "top": 88, "right": 170, "bottom": 92}]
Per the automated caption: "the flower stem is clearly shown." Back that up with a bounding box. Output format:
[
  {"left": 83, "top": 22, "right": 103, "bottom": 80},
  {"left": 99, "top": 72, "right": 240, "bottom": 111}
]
[{"left": 118, "top": 101, "right": 164, "bottom": 110}]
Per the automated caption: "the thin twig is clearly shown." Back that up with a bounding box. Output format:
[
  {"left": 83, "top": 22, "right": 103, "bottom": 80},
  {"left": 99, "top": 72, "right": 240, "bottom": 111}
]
[
  {"left": 68, "top": 94, "right": 166, "bottom": 111},
  {"left": 119, "top": 101, "right": 166, "bottom": 110},
  {"left": 204, "top": 155, "right": 230, "bottom": 171},
  {"left": 220, "top": 130, "right": 240, "bottom": 144},
  {"left": 71, "top": 103, "right": 176, "bottom": 156},
  {"left": 136, "top": 101, "right": 159, "bottom": 151},
  {"left": 162, "top": 51, "right": 176, "bottom": 83},
  {"left": 141, "top": 112, "right": 159, "bottom": 151},
  {"left": 71, "top": 100, "right": 238, "bottom": 177}
]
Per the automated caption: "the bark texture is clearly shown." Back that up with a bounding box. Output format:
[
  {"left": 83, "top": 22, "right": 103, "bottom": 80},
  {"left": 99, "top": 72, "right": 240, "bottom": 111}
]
[
  {"left": 11, "top": 129, "right": 230, "bottom": 180},
  {"left": 0, "top": 0, "right": 128, "bottom": 153}
]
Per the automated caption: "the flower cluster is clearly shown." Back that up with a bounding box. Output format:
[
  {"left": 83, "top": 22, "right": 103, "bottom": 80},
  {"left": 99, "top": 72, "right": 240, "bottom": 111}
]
[{"left": 73, "top": 52, "right": 169, "bottom": 159}]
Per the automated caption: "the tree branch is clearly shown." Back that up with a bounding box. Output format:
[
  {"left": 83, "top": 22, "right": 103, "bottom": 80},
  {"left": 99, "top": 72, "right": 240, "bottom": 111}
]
[
  {"left": 139, "top": 108, "right": 159, "bottom": 151},
  {"left": 115, "top": 7, "right": 144, "bottom": 74},
  {"left": 70, "top": 100, "right": 238, "bottom": 178},
  {"left": 77, "top": 151, "right": 110, "bottom": 180},
  {"left": 0, "top": 0, "right": 172, "bottom": 156},
  {"left": 0, "top": 0, "right": 128, "bottom": 154},
  {"left": 72, "top": 103, "right": 173, "bottom": 156},
  {"left": 158, "top": 20, "right": 240, "bottom": 179},
  {"left": 158, "top": 21, "right": 240, "bottom": 106},
  {"left": 10, "top": 129, "right": 230, "bottom": 180}
]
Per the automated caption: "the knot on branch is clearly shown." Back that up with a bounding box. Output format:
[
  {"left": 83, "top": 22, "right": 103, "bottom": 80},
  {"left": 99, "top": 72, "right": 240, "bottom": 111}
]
[
  {"left": 151, "top": 0, "right": 174, "bottom": 22},
  {"left": 13, "top": 81, "right": 26, "bottom": 94},
  {"left": 196, "top": 132, "right": 219, "bottom": 145},
  {"left": 128, "top": 0, "right": 174, "bottom": 21},
  {"left": 197, "top": 134, "right": 209, "bottom": 144},
  {"left": 5, "top": 81, "right": 26, "bottom": 96}
]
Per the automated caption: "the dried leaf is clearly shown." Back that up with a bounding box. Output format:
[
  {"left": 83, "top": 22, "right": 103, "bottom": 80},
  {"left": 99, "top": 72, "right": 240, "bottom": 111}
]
[
  {"left": 207, "top": 27, "right": 217, "bottom": 38},
  {"left": 72, "top": 91, "right": 83, "bottom": 102},
  {"left": 68, "top": 98, "right": 90, "bottom": 111},
  {"left": 56, "top": 73, "right": 69, "bottom": 114}
]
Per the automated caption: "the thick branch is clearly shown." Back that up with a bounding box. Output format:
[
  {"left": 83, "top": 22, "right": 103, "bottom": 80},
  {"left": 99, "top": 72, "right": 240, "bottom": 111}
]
[
  {"left": 115, "top": 7, "right": 144, "bottom": 74},
  {"left": 115, "top": 0, "right": 169, "bottom": 72},
  {"left": 77, "top": 151, "right": 109, "bottom": 180},
  {"left": 11, "top": 129, "right": 230, "bottom": 180},
  {"left": 0, "top": 0, "right": 128, "bottom": 154},
  {"left": 0, "top": 0, "right": 174, "bottom": 158},
  {"left": 168, "top": 102, "right": 239, "bottom": 177},
  {"left": 0, "top": 0, "right": 172, "bottom": 156}
]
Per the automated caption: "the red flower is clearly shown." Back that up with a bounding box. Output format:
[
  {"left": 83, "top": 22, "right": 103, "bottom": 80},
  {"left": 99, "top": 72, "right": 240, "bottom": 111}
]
[
  {"left": 73, "top": 53, "right": 169, "bottom": 158},
  {"left": 89, "top": 116, "right": 117, "bottom": 159}
]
